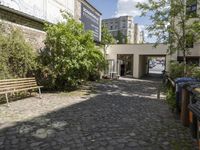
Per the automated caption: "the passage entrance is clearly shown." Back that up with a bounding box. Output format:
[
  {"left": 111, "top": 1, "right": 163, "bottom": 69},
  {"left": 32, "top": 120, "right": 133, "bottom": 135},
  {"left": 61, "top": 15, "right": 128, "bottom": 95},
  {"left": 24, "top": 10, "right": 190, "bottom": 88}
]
[
  {"left": 117, "top": 54, "right": 133, "bottom": 77},
  {"left": 148, "top": 56, "right": 166, "bottom": 75}
]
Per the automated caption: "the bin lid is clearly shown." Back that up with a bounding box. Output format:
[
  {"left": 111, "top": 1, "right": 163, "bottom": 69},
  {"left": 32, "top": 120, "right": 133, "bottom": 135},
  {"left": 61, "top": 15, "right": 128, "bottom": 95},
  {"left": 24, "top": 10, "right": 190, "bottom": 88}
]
[{"left": 175, "top": 77, "right": 197, "bottom": 84}]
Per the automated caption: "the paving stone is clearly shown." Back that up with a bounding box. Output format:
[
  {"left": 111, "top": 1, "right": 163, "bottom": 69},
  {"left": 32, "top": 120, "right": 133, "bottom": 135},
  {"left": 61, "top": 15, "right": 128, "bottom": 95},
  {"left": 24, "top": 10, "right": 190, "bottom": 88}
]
[
  {"left": 0, "top": 78, "right": 198, "bottom": 149},
  {"left": 129, "top": 132, "right": 136, "bottom": 136},
  {"left": 127, "top": 141, "right": 138, "bottom": 147},
  {"left": 106, "top": 145, "right": 114, "bottom": 150},
  {"left": 61, "top": 148, "right": 70, "bottom": 150},
  {"left": 98, "top": 147, "right": 106, "bottom": 150},
  {"left": 30, "top": 142, "right": 42, "bottom": 147},
  {"left": 33, "top": 128, "right": 47, "bottom": 139}
]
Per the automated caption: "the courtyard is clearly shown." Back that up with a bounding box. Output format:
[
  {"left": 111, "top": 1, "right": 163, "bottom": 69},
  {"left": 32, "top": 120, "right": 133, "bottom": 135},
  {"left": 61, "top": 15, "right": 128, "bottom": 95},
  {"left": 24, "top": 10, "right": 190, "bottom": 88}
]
[{"left": 0, "top": 78, "right": 197, "bottom": 150}]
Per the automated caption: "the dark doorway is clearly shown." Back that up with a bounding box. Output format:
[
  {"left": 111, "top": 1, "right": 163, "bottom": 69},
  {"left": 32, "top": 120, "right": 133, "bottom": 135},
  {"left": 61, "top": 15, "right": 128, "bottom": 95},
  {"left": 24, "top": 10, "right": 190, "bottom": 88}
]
[
  {"left": 120, "top": 64, "right": 125, "bottom": 76},
  {"left": 117, "top": 54, "right": 133, "bottom": 77}
]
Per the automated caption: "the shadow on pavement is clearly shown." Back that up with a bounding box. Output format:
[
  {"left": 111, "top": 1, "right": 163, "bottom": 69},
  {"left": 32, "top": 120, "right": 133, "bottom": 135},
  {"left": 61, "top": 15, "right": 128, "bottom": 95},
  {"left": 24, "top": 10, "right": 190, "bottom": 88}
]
[{"left": 0, "top": 79, "right": 196, "bottom": 150}]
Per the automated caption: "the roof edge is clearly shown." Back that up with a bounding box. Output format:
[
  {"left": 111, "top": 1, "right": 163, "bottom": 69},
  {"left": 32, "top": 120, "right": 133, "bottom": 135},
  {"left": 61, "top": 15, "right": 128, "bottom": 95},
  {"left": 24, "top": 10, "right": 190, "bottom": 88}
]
[{"left": 83, "top": 0, "right": 102, "bottom": 15}]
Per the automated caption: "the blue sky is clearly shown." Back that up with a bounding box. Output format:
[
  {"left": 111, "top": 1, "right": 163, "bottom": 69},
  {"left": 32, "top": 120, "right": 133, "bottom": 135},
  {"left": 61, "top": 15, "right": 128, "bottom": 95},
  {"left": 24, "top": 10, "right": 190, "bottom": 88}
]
[{"left": 88, "top": 0, "right": 154, "bottom": 43}]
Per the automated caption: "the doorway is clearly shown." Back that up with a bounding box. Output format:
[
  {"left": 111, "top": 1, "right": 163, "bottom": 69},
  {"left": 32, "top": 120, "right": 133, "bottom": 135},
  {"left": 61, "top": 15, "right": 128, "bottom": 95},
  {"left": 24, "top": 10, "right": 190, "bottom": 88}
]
[{"left": 117, "top": 54, "right": 133, "bottom": 77}]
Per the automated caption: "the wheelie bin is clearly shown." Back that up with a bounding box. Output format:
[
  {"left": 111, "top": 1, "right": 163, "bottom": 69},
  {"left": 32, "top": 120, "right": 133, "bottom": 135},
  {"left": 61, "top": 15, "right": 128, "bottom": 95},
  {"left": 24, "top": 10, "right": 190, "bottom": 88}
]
[
  {"left": 175, "top": 77, "right": 199, "bottom": 116},
  {"left": 180, "top": 82, "right": 200, "bottom": 127},
  {"left": 188, "top": 95, "right": 200, "bottom": 149}
]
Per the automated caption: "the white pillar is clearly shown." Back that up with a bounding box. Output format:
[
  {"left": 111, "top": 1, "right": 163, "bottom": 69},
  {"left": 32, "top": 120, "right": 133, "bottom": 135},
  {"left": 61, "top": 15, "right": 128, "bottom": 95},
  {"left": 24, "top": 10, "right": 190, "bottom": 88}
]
[{"left": 133, "top": 54, "right": 140, "bottom": 78}]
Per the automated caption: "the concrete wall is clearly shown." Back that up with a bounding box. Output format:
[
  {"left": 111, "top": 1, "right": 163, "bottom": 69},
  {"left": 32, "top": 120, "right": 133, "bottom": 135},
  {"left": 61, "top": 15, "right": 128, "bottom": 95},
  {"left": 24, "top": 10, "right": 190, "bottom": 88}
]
[
  {"left": 139, "top": 56, "right": 148, "bottom": 78},
  {"left": 177, "top": 43, "right": 200, "bottom": 57},
  {"left": 106, "top": 44, "right": 168, "bottom": 78}
]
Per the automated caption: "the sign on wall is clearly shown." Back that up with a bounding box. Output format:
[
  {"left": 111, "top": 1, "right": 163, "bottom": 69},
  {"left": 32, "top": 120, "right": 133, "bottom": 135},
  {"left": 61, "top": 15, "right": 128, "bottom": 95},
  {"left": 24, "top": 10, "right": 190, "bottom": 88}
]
[
  {"left": 0, "top": 0, "right": 74, "bottom": 23},
  {"left": 80, "top": 3, "right": 101, "bottom": 42}
]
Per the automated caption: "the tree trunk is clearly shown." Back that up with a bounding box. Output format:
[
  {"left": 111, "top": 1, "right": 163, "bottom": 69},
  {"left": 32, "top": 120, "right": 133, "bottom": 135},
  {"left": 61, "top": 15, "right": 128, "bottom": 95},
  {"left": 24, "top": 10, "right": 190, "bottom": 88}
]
[
  {"left": 104, "top": 45, "right": 107, "bottom": 75},
  {"left": 183, "top": 50, "right": 187, "bottom": 77},
  {"left": 104, "top": 45, "right": 106, "bottom": 58},
  {"left": 182, "top": 0, "right": 187, "bottom": 77}
]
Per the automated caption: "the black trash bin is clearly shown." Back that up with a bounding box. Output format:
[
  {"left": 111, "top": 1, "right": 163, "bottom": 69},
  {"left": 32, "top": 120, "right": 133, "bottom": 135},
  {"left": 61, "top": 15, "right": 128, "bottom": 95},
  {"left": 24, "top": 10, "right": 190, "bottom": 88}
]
[
  {"left": 175, "top": 78, "right": 199, "bottom": 116},
  {"left": 188, "top": 96, "right": 200, "bottom": 148},
  {"left": 177, "top": 82, "right": 200, "bottom": 128},
  {"left": 188, "top": 87, "right": 200, "bottom": 138}
]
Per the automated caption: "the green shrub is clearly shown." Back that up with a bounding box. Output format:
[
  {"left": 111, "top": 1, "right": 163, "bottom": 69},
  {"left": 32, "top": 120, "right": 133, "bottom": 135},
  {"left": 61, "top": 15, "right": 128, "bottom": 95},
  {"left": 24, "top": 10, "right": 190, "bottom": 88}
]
[
  {"left": 0, "top": 27, "right": 37, "bottom": 79},
  {"left": 6, "top": 29, "right": 37, "bottom": 78},
  {"left": 191, "top": 67, "right": 200, "bottom": 79},
  {"left": 169, "top": 61, "right": 196, "bottom": 79},
  {"left": 166, "top": 87, "right": 176, "bottom": 111},
  {"left": 38, "top": 14, "right": 106, "bottom": 90},
  {"left": 0, "top": 32, "right": 10, "bottom": 79}
]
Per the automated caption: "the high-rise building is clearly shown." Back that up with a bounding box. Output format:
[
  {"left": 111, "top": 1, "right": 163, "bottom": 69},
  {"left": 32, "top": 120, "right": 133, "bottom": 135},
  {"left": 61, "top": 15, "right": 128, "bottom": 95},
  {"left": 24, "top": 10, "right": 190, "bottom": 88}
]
[
  {"left": 74, "top": 0, "right": 102, "bottom": 42},
  {"left": 102, "top": 16, "right": 144, "bottom": 44}
]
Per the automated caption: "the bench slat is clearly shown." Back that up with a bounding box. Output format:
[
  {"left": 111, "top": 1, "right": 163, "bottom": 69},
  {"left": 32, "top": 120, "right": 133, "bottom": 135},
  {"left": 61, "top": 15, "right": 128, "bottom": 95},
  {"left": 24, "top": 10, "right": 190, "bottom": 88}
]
[
  {"left": 0, "top": 77, "right": 43, "bottom": 106},
  {"left": 0, "top": 83, "right": 37, "bottom": 91},
  {"left": 0, "top": 79, "right": 36, "bottom": 85},
  {"left": 0, "top": 78, "right": 35, "bottom": 82},
  {"left": 0, "top": 81, "right": 37, "bottom": 89},
  {"left": 0, "top": 86, "right": 43, "bottom": 94}
]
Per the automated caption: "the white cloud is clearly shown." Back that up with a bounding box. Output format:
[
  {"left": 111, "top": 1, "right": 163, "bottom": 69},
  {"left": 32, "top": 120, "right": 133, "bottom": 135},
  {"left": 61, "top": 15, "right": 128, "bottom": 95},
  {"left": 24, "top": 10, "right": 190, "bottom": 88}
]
[{"left": 115, "top": 0, "right": 148, "bottom": 17}]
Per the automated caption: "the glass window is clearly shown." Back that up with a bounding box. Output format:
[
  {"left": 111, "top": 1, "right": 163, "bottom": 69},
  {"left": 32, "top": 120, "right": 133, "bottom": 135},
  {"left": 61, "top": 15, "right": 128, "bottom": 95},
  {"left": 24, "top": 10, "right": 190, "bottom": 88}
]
[
  {"left": 186, "top": 34, "right": 194, "bottom": 48},
  {"left": 186, "top": 0, "right": 197, "bottom": 17}
]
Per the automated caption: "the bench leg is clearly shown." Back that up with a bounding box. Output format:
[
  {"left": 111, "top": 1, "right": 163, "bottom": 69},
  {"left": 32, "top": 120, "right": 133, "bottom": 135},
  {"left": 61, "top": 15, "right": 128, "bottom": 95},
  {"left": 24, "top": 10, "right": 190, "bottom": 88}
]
[
  {"left": 5, "top": 93, "right": 9, "bottom": 107},
  {"left": 38, "top": 88, "right": 42, "bottom": 99}
]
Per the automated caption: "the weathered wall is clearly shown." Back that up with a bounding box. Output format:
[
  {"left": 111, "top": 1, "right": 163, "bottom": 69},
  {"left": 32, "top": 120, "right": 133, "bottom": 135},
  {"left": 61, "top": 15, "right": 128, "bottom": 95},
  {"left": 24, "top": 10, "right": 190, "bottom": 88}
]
[
  {"left": 0, "top": 9, "right": 46, "bottom": 51},
  {"left": 0, "top": 8, "right": 44, "bottom": 30}
]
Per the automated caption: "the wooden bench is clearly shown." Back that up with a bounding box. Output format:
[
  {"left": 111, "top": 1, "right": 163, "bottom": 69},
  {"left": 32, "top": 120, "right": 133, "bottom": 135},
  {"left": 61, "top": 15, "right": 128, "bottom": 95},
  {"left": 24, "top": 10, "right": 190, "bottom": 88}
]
[{"left": 0, "top": 77, "right": 43, "bottom": 106}]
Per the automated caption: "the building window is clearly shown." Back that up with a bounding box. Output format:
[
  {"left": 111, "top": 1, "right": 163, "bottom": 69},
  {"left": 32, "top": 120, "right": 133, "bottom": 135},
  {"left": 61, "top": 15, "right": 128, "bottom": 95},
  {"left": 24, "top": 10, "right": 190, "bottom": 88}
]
[
  {"left": 122, "top": 23, "right": 126, "bottom": 28},
  {"left": 110, "top": 26, "right": 113, "bottom": 30},
  {"left": 186, "top": 34, "right": 194, "bottom": 48},
  {"left": 128, "top": 31, "right": 131, "bottom": 37},
  {"left": 186, "top": 0, "right": 197, "bottom": 17},
  {"left": 129, "top": 23, "right": 132, "bottom": 28}
]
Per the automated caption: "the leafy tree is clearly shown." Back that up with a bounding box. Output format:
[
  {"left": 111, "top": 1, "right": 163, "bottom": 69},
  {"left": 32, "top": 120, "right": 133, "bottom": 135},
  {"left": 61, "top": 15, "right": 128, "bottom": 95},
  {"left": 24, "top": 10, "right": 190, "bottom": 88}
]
[
  {"left": 137, "top": 0, "right": 200, "bottom": 76},
  {"left": 38, "top": 14, "right": 106, "bottom": 90},
  {"left": 101, "top": 24, "right": 115, "bottom": 55},
  {"left": 116, "top": 31, "right": 126, "bottom": 44}
]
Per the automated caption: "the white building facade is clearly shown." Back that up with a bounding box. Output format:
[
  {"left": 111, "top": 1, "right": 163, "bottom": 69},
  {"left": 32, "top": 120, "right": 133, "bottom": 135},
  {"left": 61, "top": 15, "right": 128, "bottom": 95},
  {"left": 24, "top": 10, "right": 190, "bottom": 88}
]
[
  {"left": 102, "top": 16, "right": 144, "bottom": 44},
  {"left": 0, "top": 0, "right": 75, "bottom": 23}
]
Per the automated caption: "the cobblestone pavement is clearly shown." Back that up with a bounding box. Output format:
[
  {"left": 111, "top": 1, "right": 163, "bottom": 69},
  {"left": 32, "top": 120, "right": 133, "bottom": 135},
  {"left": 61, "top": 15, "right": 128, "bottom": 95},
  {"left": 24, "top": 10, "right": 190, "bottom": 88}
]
[{"left": 0, "top": 78, "right": 197, "bottom": 150}]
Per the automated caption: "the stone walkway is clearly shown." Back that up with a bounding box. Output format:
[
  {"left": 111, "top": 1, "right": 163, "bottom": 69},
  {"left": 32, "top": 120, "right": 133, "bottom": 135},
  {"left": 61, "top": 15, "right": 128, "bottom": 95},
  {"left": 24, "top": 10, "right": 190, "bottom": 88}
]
[{"left": 0, "top": 78, "right": 197, "bottom": 150}]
